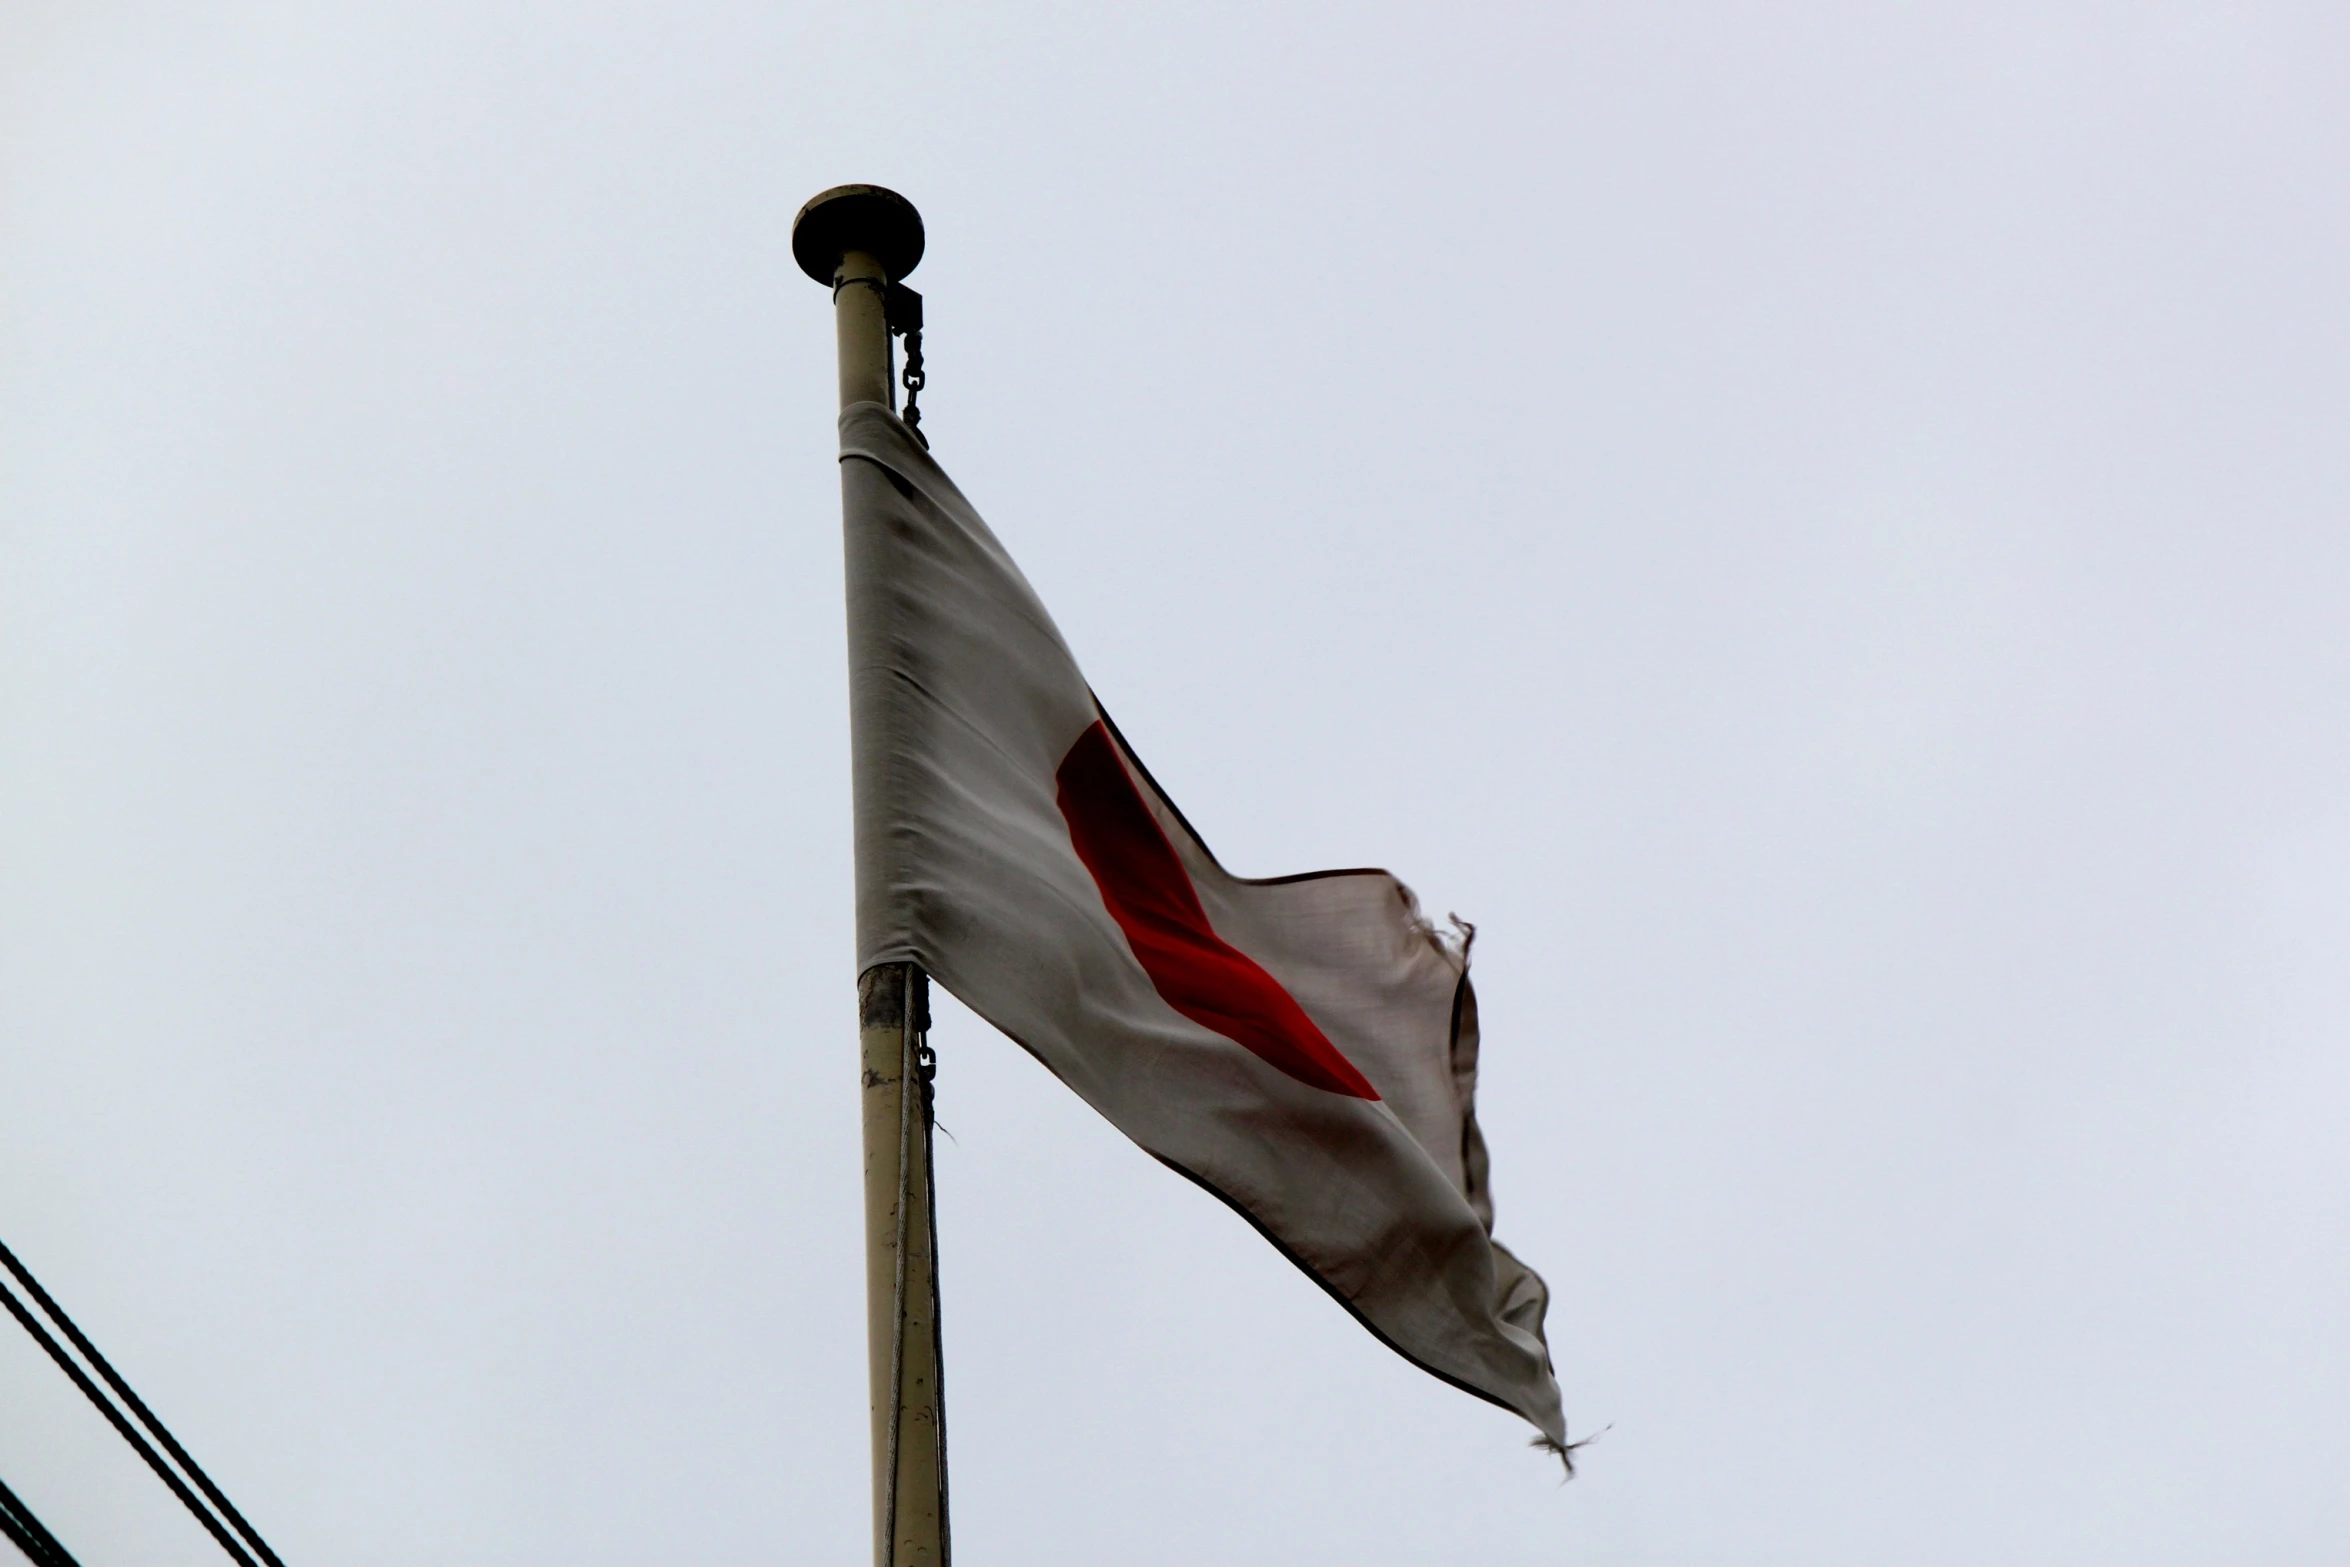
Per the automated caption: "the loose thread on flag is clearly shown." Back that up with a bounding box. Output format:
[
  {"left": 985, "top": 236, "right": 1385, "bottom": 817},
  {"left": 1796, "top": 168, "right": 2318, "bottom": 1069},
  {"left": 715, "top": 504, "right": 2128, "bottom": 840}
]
[{"left": 1533, "top": 1424, "right": 1608, "bottom": 1480}]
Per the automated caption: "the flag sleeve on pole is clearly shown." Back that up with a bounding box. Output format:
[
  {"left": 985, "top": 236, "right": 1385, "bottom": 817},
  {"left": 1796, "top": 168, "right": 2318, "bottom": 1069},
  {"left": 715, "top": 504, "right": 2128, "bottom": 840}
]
[{"left": 841, "top": 402, "right": 1567, "bottom": 1448}]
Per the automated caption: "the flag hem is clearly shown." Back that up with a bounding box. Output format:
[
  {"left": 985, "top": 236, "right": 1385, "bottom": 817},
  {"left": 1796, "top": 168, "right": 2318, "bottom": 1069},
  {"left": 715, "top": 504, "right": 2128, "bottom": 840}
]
[
  {"left": 1095, "top": 703, "right": 1408, "bottom": 890},
  {"left": 1149, "top": 1152, "right": 1560, "bottom": 1439}
]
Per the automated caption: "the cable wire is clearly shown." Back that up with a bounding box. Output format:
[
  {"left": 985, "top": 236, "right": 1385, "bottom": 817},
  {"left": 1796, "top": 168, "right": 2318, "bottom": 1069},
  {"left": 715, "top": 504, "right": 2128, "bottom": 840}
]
[
  {"left": 0, "top": 1269, "right": 259, "bottom": 1567},
  {"left": 0, "top": 1239, "right": 283, "bottom": 1567},
  {"left": 0, "top": 1471, "right": 83, "bottom": 1567}
]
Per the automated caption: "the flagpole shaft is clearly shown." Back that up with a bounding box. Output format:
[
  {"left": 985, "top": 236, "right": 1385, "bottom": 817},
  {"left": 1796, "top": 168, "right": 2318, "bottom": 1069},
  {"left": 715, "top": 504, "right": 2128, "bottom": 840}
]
[
  {"left": 859, "top": 964, "right": 946, "bottom": 1567},
  {"left": 798, "top": 184, "right": 947, "bottom": 1567},
  {"left": 835, "top": 247, "right": 893, "bottom": 410}
]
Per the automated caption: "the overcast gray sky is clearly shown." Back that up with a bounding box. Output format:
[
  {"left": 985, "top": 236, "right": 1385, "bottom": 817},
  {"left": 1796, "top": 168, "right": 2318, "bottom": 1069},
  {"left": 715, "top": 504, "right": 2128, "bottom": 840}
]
[{"left": 4, "top": 4, "right": 2347, "bottom": 1563}]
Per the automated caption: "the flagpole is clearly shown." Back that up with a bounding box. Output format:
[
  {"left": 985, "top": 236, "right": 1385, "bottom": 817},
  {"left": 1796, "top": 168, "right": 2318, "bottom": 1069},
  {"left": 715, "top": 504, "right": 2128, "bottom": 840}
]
[{"left": 794, "top": 184, "right": 948, "bottom": 1567}]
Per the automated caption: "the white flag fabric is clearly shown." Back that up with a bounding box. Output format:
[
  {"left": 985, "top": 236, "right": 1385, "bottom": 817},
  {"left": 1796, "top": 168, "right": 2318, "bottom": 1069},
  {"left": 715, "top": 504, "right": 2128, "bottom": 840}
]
[{"left": 841, "top": 402, "right": 1566, "bottom": 1449}]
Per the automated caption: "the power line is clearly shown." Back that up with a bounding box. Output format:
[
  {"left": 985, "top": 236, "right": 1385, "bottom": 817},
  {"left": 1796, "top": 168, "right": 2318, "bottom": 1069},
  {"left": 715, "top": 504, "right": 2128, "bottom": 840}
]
[
  {"left": 0, "top": 1471, "right": 82, "bottom": 1567},
  {"left": 0, "top": 1273, "right": 251, "bottom": 1565},
  {"left": 0, "top": 1238, "right": 285, "bottom": 1567}
]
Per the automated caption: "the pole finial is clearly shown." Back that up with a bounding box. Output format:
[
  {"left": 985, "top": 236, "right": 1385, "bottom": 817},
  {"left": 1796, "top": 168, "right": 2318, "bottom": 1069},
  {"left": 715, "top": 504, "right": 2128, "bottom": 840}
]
[{"left": 793, "top": 185, "right": 925, "bottom": 286}]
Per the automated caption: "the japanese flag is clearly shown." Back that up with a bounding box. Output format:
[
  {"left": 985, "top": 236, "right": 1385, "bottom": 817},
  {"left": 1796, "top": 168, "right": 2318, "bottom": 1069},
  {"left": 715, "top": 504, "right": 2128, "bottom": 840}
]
[{"left": 841, "top": 403, "right": 1566, "bottom": 1453}]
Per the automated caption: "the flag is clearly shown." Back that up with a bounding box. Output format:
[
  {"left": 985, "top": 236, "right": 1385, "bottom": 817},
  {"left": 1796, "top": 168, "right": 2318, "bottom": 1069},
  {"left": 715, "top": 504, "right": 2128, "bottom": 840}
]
[{"left": 841, "top": 402, "right": 1567, "bottom": 1452}]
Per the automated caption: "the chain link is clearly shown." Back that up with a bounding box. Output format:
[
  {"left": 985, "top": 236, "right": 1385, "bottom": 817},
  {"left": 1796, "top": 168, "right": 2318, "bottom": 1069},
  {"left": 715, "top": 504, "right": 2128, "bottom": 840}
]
[
  {"left": 885, "top": 282, "right": 927, "bottom": 447},
  {"left": 900, "top": 329, "right": 925, "bottom": 436}
]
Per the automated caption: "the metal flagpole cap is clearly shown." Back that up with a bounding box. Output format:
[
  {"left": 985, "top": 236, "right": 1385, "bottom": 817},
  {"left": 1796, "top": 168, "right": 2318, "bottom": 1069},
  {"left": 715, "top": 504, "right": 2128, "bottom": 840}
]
[{"left": 793, "top": 184, "right": 925, "bottom": 285}]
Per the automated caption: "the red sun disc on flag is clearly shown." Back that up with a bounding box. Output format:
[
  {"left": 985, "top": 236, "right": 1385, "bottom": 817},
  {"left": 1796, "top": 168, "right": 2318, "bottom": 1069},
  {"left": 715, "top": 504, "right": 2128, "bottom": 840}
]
[{"left": 1055, "top": 721, "right": 1380, "bottom": 1100}]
